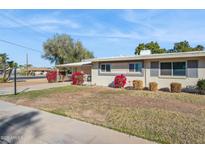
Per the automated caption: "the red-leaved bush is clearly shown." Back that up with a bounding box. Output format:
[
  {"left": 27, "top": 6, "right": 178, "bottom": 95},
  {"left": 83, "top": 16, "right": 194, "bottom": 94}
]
[
  {"left": 114, "top": 74, "right": 127, "bottom": 88},
  {"left": 46, "top": 70, "right": 57, "bottom": 83},
  {"left": 71, "top": 72, "right": 84, "bottom": 85}
]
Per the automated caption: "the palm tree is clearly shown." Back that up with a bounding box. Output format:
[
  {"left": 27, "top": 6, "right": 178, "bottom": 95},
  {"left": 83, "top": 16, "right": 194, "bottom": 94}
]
[{"left": 0, "top": 53, "right": 16, "bottom": 82}]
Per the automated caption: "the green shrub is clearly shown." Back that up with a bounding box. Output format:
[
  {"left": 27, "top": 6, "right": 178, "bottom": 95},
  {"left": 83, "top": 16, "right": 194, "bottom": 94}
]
[
  {"left": 133, "top": 80, "right": 143, "bottom": 90},
  {"left": 170, "top": 82, "right": 182, "bottom": 93},
  {"left": 149, "top": 82, "right": 158, "bottom": 92},
  {"left": 197, "top": 79, "right": 205, "bottom": 91}
]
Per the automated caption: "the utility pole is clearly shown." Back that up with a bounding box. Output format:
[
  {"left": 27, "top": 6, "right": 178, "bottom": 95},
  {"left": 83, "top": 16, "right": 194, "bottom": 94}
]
[
  {"left": 14, "top": 67, "right": 17, "bottom": 95},
  {"left": 26, "top": 53, "right": 28, "bottom": 76}
]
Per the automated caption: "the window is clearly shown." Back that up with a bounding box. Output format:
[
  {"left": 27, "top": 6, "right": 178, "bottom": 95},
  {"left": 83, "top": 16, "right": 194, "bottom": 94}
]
[
  {"left": 129, "top": 62, "right": 142, "bottom": 73},
  {"left": 160, "top": 62, "right": 172, "bottom": 76},
  {"left": 101, "top": 64, "right": 111, "bottom": 72},
  {"left": 160, "top": 62, "right": 186, "bottom": 76},
  {"left": 101, "top": 64, "right": 105, "bottom": 72},
  {"left": 173, "top": 62, "right": 186, "bottom": 76},
  {"left": 150, "top": 61, "right": 159, "bottom": 77},
  {"left": 187, "top": 60, "right": 198, "bottom": 78},
  {"left": 135, "top": 62, "right": 142, "bottom": 72},
  {"left": 106, "top": 64, "right": 111, "bottom": 72},
  {"left": 129, "top": 64, "right": 134, "bottom": 72}
]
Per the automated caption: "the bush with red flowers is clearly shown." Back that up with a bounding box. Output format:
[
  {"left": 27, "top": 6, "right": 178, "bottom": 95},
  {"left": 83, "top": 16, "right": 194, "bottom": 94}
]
[
  {"left": 71, "top": 72, "right": 84, "bottom": 85},
  {"left": 114, "top": 74, "right": 127, "bottom": 88},
  {"left": 46, "top": 70, "right": 57, "bottom": 83}
]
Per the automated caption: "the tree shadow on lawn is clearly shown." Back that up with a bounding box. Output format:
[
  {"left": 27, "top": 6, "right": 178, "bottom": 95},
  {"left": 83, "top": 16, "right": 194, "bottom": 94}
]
[{"left": 0, "top": 111, "right": 41, "bottom": 144}]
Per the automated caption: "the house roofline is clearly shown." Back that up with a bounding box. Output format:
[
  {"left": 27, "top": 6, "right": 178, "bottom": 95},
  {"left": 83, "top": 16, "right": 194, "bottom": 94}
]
[
  {"left": 90, "top": 51, "right": 205, "bottom": 62},
  {"left": 56, "top": 61, "right": 92, "bottom": 67},
  {"left": 55, "top": 51, "right": 205, "bottom": 67}
]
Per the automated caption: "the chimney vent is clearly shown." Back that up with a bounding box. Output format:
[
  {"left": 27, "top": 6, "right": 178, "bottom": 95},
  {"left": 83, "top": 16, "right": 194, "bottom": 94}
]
[{"left": 140, "top": 50, "right": 151, "bottom": 55}]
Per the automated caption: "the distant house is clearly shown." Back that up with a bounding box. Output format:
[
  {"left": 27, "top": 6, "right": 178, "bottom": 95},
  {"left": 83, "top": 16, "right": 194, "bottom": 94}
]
[
  {"left": 57, "top": 51, "right": 205, "bottom": 89},
  {"left": 27, "top": 67, "right": 51, "bottom": 76}
]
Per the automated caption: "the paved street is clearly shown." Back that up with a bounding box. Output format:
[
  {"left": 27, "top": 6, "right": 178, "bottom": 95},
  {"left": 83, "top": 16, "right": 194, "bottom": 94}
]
[
  {"left": 0, "top": 82, "right": 69, "bottom": 95},
  {"left": 0, "top": 100, "right": 154, "bottom": 144}
]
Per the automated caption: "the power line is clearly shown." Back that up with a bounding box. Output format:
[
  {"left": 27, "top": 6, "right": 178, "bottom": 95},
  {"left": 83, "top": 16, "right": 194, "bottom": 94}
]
[
  {"left": 0, "top": 12, "right": 138, "bottom": 40},
  {"left": 0, "top": 13, "right": 49, "bottom": 39},
  {"left": 0, "top": 39, "right": 42, "bottom": 53},
  {"left": 0, "top": 13, "right": 43, "bottom": 54}
]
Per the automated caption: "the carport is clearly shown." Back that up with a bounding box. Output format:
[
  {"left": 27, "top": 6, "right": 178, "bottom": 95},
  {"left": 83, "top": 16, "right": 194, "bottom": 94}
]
[{"left": 56, "top": 61, "right": 92, "bottom": 82}]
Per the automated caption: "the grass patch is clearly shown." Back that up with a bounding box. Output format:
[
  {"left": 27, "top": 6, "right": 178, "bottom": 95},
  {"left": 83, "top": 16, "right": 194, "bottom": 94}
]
[
  {"left": 129, "top": 90, "right": 205, "bottom": 105},
  {"left": 106, "top": 107, "right": 205, "bottom": 143},
  {"left": 49, "top": 108, "right": 68, "bottom": 117},
  {"left": 0, "top": 85, "right": 84, "bottom": 100},
  {"left": 1, "top": 85, "right": 205, "bottom": 143}
]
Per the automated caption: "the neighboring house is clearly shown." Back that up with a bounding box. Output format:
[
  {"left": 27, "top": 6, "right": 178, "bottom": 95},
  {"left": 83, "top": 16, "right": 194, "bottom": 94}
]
[
  {"left": 57, "top": 51, "right": 205, "bottom": 89},
  {"left": 27, "top": 67, "right": 51, "bottom": 76}
]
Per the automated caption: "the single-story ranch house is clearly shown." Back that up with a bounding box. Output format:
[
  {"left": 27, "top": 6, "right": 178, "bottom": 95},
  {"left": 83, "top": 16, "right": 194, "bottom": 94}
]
[{"left": 57, "top": 51, "right": 205, "bottom": 89}]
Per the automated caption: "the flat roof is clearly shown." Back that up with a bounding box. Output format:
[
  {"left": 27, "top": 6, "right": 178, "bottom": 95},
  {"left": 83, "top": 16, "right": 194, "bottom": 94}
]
[
  {"left": 55, "top": 51, "right": 205, "bottom": 67},
  {"left": 27, "top": 67, "right": 51, "bottom": 71},
  {"left": 56, "top": 61, "right": 92, "bottom": 67},
  {"left": 91, "top": 51, "right": 205, "bottom": 62}
]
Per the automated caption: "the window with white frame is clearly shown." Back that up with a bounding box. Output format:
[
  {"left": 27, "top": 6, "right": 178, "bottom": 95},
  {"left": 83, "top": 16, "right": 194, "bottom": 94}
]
[
  {"left": 160, "top": 62, "right": 186, "bottom": 76},
  {"left": 129, "top": 62, "right": 142, "bottom": 73},
  {"left": 100, "top": 64, "right": 111, "bottom": 72}
]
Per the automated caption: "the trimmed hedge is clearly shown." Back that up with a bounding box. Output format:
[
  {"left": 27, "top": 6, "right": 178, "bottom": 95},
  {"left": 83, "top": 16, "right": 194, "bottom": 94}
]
[
  {"left": 133, "top": 80, "right": 143, "bottom": 90},
  {"left": 149, "top": 82, "right": 158, "bottom": 92},
  {"left": 170, "top": 82, "right": 182, "bottom": 93}
]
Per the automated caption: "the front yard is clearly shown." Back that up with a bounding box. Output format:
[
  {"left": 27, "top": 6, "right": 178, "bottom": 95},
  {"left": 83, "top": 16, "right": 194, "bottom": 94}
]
[{"left": 0, "top": 85, "right": 205, "bottom": 143}]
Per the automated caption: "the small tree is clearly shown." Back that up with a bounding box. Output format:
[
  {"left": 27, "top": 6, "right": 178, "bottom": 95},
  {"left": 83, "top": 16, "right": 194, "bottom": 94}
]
[
  {"left": 42, "top": 34, "right": 94, "bottom": 65},
  {"left": 194, "top": 45, "right": 204, "bottom": 51},
  {"left": 173, "top": 40, "right": 204, "bottom": 52},
  {"left": 135, "top": 41, "right": 166, "bottom": 55},
  {"left": 173, "top": 40, "right": 192, "bottom": 52},
  {"left": 0, "top": 53, "right": 16, "bottom": 82}
]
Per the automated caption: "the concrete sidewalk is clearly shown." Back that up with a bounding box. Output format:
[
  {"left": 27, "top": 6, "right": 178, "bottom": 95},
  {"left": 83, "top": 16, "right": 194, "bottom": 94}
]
[
  {"left": 0, "top": 100, "right": 154, "bottom": 144},
  {"left": 0, "top": 82, "right": 69, "bottom": 95}
]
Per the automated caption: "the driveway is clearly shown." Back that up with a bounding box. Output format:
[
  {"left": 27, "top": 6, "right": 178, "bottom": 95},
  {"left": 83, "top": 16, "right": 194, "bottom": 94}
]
[{"left": 0, "top": 100, "right": 154, "bottom": 144}]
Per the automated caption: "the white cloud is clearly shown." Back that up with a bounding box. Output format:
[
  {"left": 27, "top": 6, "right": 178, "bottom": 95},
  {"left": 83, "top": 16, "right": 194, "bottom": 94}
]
[
  {"left": 121, "top": 10, "right": 161, "bottom": 31},
  {"left": 29, "top": 17, "right": 80, "bottom": 29},
  {"left": 1, "top": 10, "right": 205, "bottom": 44},
  {"left": 0, "top": 12, "right": 80, "bottom": 34},
  {"left": 120, "top": 10, "right": 205, "bottom": 43},
  {"left": 68, "top": 28, "right": 143, "bottom": 40}
]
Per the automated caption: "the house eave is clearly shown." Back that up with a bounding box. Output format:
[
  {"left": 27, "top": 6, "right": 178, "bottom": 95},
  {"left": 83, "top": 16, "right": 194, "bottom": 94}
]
[
  {"left": 91, "top": 51, "right": 205, "bottom": 62},
  {"left": 56, "top": 61, "right": 92, "bottom": 67}
]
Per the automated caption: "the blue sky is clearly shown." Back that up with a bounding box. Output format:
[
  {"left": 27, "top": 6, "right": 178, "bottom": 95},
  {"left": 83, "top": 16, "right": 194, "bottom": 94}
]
[{"left": 0, "top": 9, "right": 205, "bottom": 67}]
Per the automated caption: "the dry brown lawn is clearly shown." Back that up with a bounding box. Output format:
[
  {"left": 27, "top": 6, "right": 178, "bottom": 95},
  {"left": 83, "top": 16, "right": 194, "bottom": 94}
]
[{"left": 0, "top": 85, "right": 205, "bottom": 143}]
